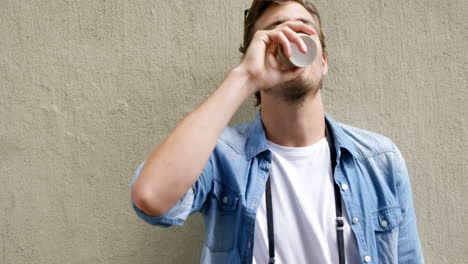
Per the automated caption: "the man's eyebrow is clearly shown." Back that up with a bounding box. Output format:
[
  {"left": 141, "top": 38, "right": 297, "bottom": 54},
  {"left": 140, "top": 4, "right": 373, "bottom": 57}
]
[{"left": 263, "top": 18, "right": 317, "bottom": 30}]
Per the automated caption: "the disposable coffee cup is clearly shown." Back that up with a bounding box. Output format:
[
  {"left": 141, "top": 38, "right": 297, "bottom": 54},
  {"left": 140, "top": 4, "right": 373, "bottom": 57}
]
[{"left": 277, "top": 33, "right": 318, "bottom": 68}]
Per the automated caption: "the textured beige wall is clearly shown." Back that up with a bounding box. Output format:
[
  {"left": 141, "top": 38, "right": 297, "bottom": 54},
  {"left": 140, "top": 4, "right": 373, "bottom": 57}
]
[{"left": 0, "top": 0, "right": 466, "bottom": 263}]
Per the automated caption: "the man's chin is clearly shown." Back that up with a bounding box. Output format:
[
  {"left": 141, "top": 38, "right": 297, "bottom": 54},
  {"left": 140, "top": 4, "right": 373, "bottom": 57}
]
[{"left": 264, "top": 77, "right": 321, "bottom": 106}]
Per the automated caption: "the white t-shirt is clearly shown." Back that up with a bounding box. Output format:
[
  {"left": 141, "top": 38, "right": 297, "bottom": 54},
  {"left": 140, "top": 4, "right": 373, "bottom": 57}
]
[{"left": 253, "top": 137, "right": 361, "bottom": 264}]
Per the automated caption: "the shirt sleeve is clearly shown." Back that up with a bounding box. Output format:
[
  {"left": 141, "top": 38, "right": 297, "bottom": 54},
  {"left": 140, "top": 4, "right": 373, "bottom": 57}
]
[
  {"left": 393, "top": 144, "right": 425, "bottom": 263},
  {"left": 130, "top": 155, "right": 214, "bottom": 227}
]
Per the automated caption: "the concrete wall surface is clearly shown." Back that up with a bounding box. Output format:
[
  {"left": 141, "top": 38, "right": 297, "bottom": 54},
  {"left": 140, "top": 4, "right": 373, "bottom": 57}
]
[{"left": 1, "top": 0, "right": 466, "bottom": 263}]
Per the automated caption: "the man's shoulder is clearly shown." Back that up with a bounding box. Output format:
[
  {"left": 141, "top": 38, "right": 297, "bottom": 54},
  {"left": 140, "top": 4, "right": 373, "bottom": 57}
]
[
  {"left": 336, "top": 121, "right": 399, "bottom": 161},
  {"left": 215, "top": 119, "right": 255, "bottom": 156},
  {"left": 214, "top": 116, "right": 402, "bottom": 161}
]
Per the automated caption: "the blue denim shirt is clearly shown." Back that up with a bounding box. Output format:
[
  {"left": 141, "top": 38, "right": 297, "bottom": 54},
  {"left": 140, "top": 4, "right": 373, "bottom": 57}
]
[{"left": 130, "top": 109, "right": 424, "bottom": 264}]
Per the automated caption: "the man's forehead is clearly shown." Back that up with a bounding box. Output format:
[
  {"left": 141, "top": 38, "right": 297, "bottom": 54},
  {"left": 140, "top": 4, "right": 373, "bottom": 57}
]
[
  {"left": 259, "top": 16, "right": 318, "bottom": 30},
  {"left": 254, "top": 3, "right": 319, "bottom": 32}
]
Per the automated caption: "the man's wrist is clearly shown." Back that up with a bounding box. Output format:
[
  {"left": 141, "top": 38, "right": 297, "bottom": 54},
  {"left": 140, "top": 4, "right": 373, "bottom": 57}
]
[{"left": 230, "top": 65, "right": 258, "bottom": 97}]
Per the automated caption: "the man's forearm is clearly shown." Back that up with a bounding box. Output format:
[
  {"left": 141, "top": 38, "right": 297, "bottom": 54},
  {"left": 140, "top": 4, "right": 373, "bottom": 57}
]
[{"left": 131, "top": 66, "right": 254, "bottom": 216}]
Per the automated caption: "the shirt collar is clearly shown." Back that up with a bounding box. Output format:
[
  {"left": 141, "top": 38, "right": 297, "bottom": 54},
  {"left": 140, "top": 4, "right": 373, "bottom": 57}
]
[{"left": 245, "top": 108, "right": 360, "bottom": 160}]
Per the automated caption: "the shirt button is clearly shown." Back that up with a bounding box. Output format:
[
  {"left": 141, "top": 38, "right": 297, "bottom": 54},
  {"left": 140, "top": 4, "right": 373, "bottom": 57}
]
[
  {"left": 247, "top": 240, "right": 251, "bottom": 248},
  {"left": 223, "top": 196, "right": 229, "bottom": 204},
  {"left": 381, "top": 220, "right": 388, "bottom": 228},
  {"left": 341, "top": 184, "right": 348, "bottom": 191},
  {"left": 352, "top": 217, "right": 359, "bottom": 224},
  {"left": 364, "top": 255, "right": 371, "bottom": 262}
]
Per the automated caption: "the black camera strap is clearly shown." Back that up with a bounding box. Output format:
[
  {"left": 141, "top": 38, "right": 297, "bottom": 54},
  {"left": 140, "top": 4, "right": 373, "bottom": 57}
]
[{"left": 265, "top": 119, "right": 345, "bottom": 264}]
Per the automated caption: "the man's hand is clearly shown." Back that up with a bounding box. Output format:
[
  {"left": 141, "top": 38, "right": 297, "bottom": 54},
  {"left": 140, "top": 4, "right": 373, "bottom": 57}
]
[{"left": 238, "top": 21, "right": 317, "bottom": 92}]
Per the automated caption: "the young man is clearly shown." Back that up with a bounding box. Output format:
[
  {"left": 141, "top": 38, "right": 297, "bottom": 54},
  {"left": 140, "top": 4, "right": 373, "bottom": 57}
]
[{"left": 130, "top": 0, "right": 424, "bottom": 263}]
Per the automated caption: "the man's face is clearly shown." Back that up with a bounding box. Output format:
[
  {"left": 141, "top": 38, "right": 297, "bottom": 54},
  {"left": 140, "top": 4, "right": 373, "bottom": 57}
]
[{"left": 254, "top": 2, "right": 328, "bottom": 106}]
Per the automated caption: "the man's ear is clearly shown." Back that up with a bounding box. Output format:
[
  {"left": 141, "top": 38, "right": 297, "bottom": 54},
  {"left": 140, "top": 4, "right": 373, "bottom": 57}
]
[{"left": 322, "top": 53, "right": 328, "bottom": 75}]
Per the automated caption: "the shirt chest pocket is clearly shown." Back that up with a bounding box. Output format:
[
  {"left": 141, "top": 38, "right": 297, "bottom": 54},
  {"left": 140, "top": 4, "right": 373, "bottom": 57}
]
[
  {"left": 205, "top": 180, "right": 241, "bottom": 252},
  {"left": 372, "top": 206, "right": 403, "bottom": 264}
]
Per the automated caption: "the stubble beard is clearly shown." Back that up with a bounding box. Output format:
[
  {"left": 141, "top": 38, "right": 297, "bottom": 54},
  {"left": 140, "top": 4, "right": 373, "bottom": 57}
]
[{"left": 263, "top": 75, "right": 323, "bottom": 107}]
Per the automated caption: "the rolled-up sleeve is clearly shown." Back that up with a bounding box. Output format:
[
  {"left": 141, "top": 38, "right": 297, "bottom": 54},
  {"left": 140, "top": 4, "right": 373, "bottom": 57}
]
[{"left": 130, "top": 155, "right": 214, "bottom": 227}]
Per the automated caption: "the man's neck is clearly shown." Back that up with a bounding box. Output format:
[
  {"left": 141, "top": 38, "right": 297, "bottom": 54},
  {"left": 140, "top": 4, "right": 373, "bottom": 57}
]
[{"left": 260, "top": 90, "right": 326, "bottom": 147}]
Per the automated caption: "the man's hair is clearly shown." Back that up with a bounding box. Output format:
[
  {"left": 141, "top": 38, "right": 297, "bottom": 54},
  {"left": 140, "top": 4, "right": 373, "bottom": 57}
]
[{"left": 239, "top": 0, "right": 327, "bottom": 107}]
